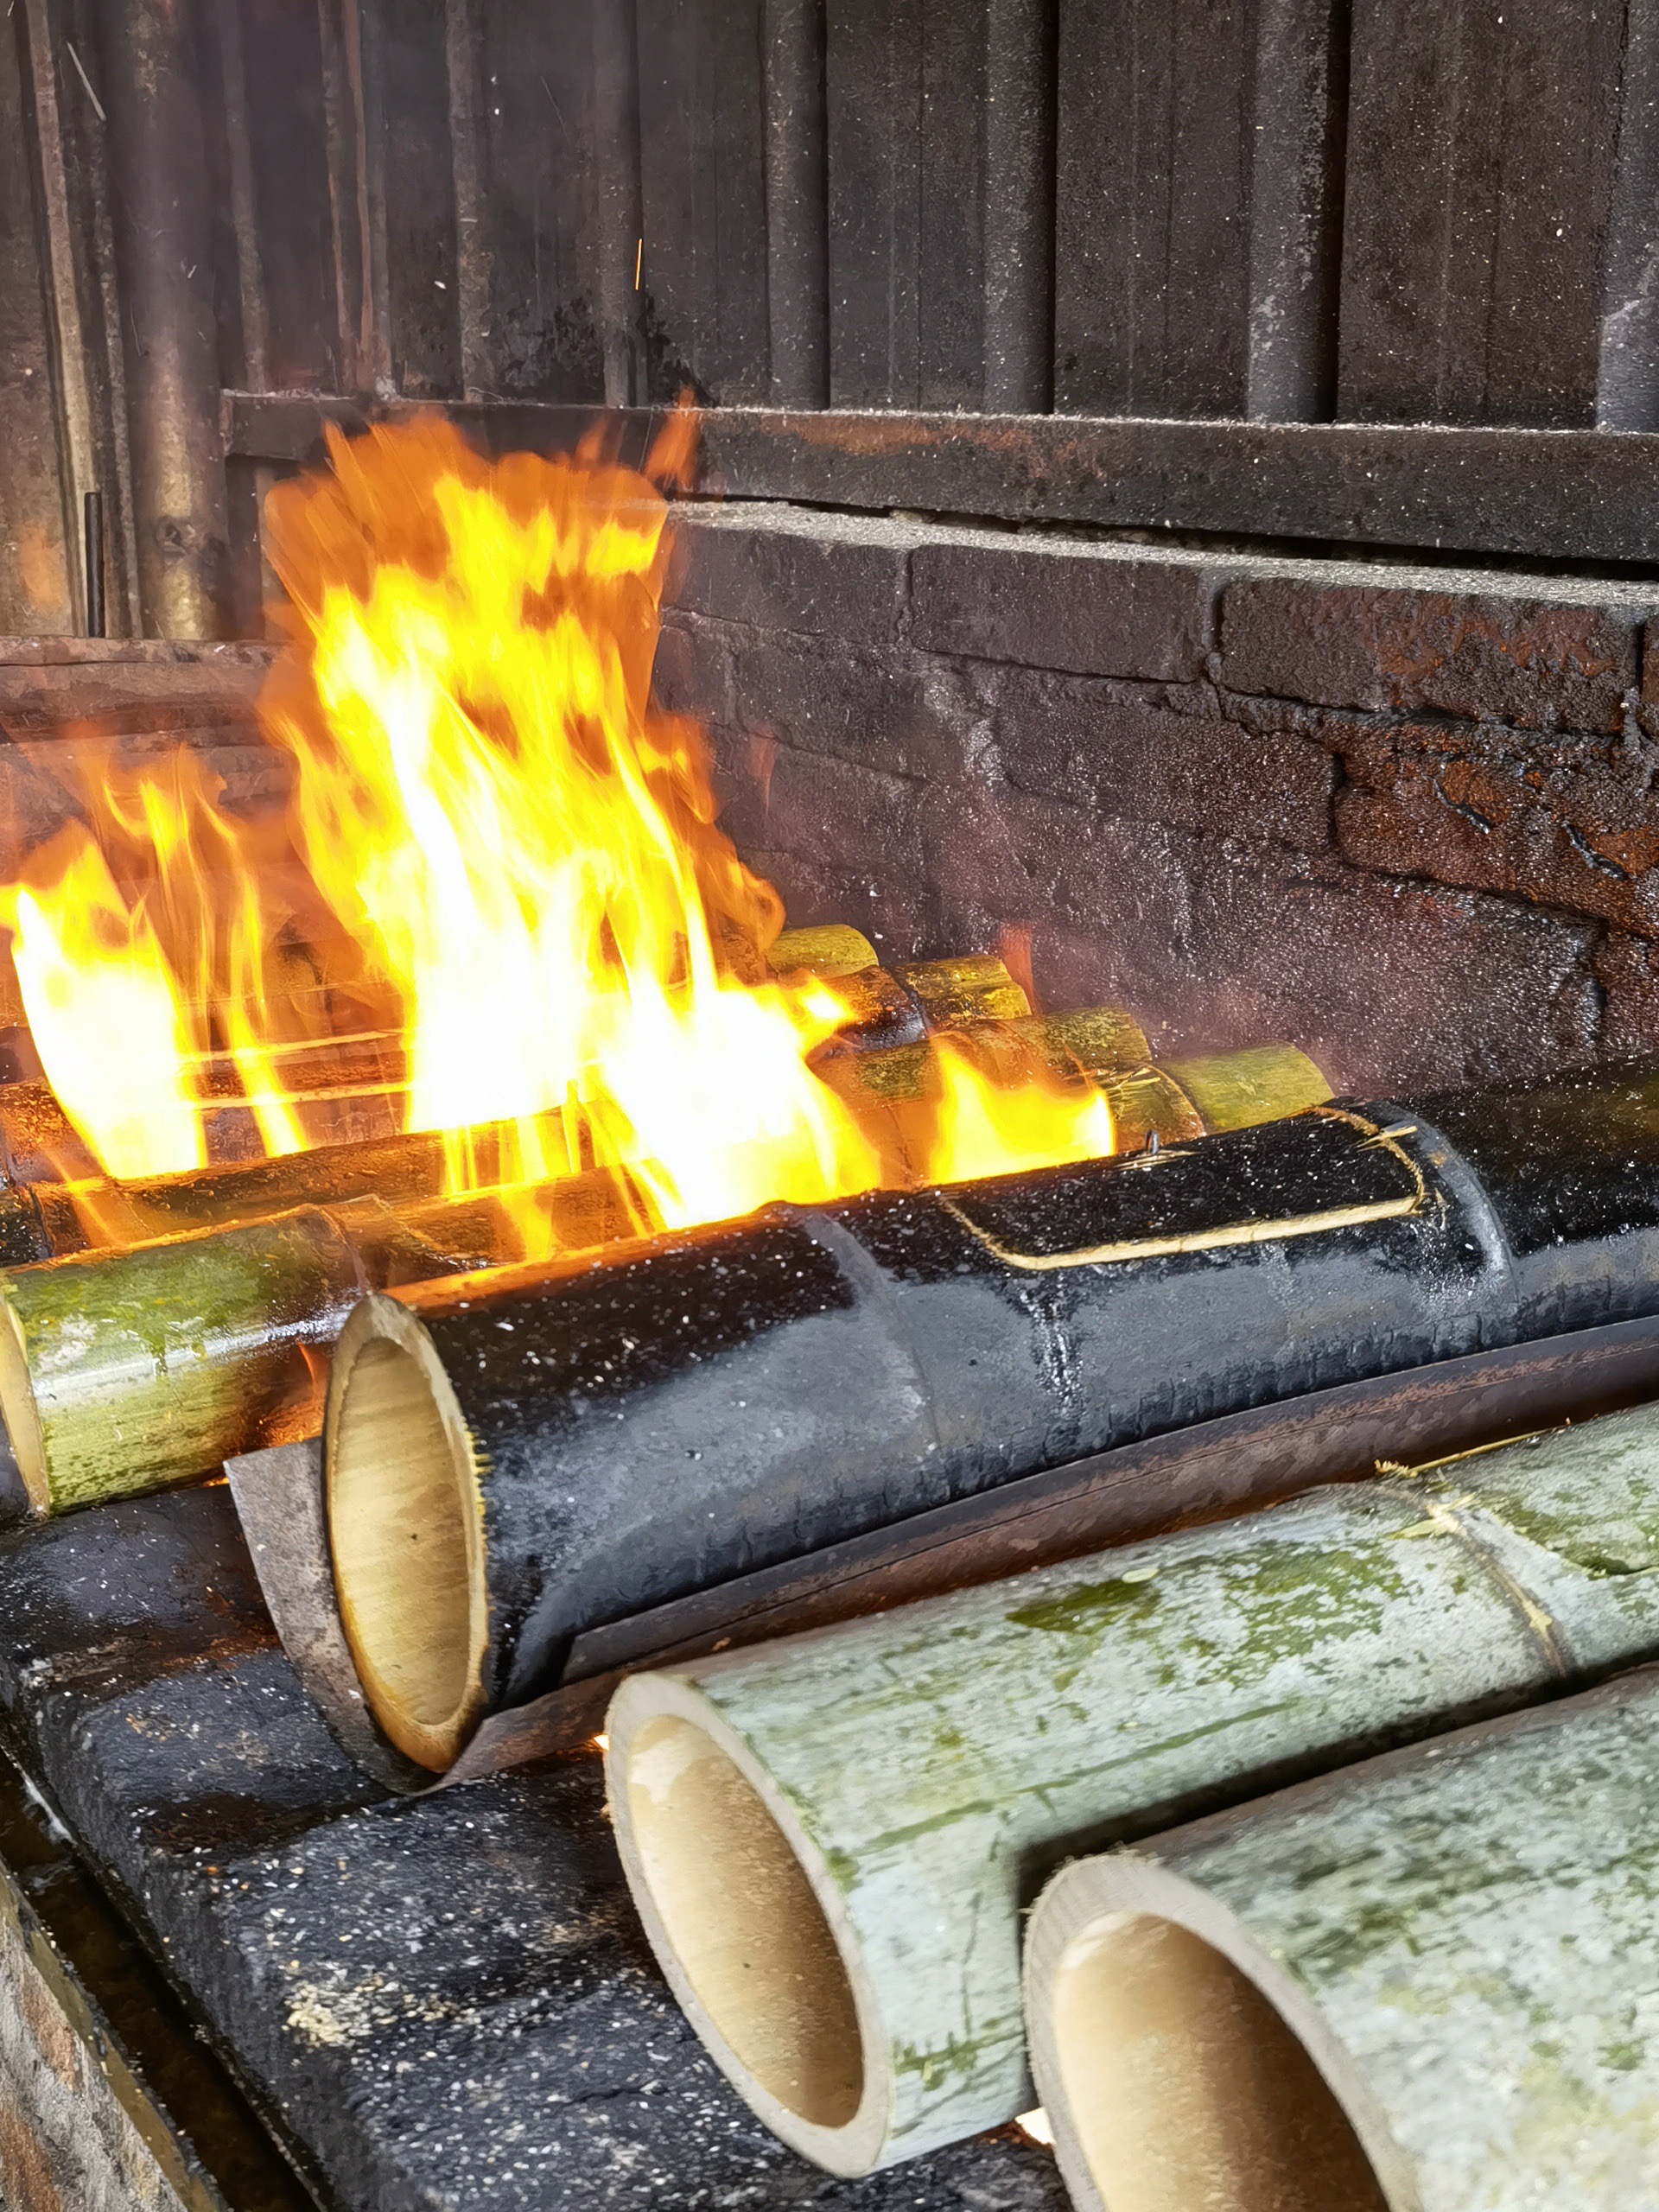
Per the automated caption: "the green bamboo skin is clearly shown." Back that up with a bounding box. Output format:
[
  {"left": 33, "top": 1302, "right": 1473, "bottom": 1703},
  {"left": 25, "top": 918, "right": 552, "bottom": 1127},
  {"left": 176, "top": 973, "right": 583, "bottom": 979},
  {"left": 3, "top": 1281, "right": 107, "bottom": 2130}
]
[
  {"left": 0, "top": 1207, "right": 367, "bottom": 1514},
  {"left": 1163, "top": 1045, "right": 1333, "bottom": 1135},
  {"left": 1027, "top": 1669, "right": 1659, "bottom": 2212},
  {"left": 606, "top": 1404, "right": 1659, "bottom": 2176}
]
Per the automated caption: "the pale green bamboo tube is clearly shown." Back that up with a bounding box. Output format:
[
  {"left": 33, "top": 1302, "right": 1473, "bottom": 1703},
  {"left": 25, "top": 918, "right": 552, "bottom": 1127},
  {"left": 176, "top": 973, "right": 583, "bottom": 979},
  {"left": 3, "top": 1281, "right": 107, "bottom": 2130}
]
[
  {"left": 605, "top": 1404, "right": 1659, "bottom": 2176},
  {"left": 1025, "top": 1666, "right": 1659, "bottom": 2212}
]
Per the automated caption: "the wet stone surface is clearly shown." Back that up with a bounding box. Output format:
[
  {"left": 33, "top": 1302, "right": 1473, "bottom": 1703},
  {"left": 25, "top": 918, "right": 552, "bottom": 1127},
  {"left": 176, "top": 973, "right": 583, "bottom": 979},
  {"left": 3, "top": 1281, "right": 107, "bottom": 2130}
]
[{"left": 0, "top": 1489, "right": 1065, "bottom": 2211}]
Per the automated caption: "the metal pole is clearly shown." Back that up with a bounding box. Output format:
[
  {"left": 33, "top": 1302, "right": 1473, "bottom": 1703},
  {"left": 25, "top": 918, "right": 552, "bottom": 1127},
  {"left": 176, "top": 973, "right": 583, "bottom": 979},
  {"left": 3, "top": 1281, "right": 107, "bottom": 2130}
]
[
  {"left": 82, "top": 490, "right": 105, "bottom": 639},
  {"left": 99, "top": 0, "right": 232, "bottom": 638}
]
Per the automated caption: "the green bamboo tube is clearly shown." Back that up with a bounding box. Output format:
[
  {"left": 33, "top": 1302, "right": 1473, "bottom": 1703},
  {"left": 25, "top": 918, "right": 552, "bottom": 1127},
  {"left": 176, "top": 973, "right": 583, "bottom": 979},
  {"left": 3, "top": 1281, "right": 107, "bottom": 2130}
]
[
  {"left": 893, "top": 952, "right": 1031, "bottom": 1026},
  {"left": 1163, "top": 1045, "right": 1332, "bottom": 1135},
  {"left": 1025, "top": 1667, "right": 1659, "bottom": 2212},
  {"left": 769, "top": 925, "right": 880, "bottom": 977},
  {"left": 604, "top": 1403, "right": 1659, "bottom": 2175},
  {"left": 0, "top": 1206, "right": 376, "bottom": 1515}
]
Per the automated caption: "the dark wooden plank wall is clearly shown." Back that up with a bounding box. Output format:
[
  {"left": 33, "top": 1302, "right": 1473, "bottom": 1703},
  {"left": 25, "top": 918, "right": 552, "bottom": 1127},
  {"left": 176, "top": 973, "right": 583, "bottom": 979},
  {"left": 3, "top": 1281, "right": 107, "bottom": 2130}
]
[{"left": 175, "top": 0, "right": 1659, "bottom": 430}]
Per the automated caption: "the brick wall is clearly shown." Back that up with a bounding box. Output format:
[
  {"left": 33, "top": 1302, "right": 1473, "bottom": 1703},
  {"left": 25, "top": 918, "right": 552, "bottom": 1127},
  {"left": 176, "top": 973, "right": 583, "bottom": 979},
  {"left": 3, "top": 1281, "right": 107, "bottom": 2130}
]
[{"left": 660, "top": 504, "right": 1659, "bottom": 1096}]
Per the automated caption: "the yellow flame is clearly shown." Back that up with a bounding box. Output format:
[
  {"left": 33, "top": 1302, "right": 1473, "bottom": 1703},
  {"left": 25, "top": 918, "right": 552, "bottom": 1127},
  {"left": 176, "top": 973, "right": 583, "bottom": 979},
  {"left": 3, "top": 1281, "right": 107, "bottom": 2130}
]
[{"left": 0, "top": 416, "right": 1120, "bottom": 1242}]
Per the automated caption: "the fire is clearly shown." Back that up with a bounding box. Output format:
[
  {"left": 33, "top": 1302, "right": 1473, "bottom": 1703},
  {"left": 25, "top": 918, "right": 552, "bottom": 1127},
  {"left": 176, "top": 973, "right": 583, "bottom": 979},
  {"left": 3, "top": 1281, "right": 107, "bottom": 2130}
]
[{"left": 0, "top": 415, "right": 1116, "bottom": 1244}]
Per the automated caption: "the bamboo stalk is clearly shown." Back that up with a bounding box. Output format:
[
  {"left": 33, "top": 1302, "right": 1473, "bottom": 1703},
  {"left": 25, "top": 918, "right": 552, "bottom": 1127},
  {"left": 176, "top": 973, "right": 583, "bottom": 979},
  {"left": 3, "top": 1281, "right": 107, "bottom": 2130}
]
[
  {"left": 327, "top": 1096, "right": 1452, "bottom": 1770},
  {"left": 1025, "top": 1666, "right": 1659, "bottom": 2212},
  {"left": 1162, "top": 1043, "right": 1332, "bottom": 1134},
  {"left": 601, "top": 1403, "right": 1659, "bottom": 2173},
  {"left": 0, "top": 1161, "right": 657, "bottom": 1516}
]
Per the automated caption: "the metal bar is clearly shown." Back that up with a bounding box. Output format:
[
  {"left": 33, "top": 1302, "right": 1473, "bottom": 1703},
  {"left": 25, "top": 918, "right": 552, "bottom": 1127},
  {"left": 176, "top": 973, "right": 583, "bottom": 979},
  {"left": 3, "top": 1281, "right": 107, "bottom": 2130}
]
[
  {"left": 216, "top": 0, "right": 269, "bottom": 392},
  {"left": 16, "top": 0, "right": 98, "bottom": 633},
  {"left": 99, "top": 0, "right": 231, "bottom": 638},
  {"left": 221, "top": 388, "right": 1659, "bottom": 563},
  {"left": 982, "top": 0, "right": 1055, "bottom": 414},
  {"left": 81, "top": 487, "right": 103, "bottom": 638},
  {"left": 1599, "top": 0, "right": 1659, "bottom": 429},
  {"left": 760, "top": 0, "right": 830, "bottom": 408}
]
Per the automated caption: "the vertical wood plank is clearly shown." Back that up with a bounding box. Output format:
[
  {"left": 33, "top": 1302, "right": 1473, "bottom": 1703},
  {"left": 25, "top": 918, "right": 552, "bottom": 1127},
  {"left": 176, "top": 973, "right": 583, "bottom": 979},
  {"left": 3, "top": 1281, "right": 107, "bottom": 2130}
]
[
  {"left": 446, "top": 0, "right": 493, "bottom": 400},
  {"left": 984, "top": 0, "right": 1056, "bottom": 414},
  {"left": 1339, "top": 0, "right": 1624, "bottom": 429},
  {"left": 371, "top": 0, "right": 462, "bottom": 400},
  {"left": 473, "top": 0, "right": 602, "bottom": 402},
  {"left": 634, "top": 0, "right": 771, "bottom": 404},
  {"left": 1599, "top": 0, "right": 1659, "bottom": 429},
  {"left": 762, "top": 0, "right": 830, "bottom": 405},
  {"left": 1054, "top": 0, "right": 1259, "bottom": 417},
  {"left": 1245, "top": 0, "right": 1347, "bottom": 421},
  {"left": 825, "top": 0, "right": 986, "bottom": 409}
]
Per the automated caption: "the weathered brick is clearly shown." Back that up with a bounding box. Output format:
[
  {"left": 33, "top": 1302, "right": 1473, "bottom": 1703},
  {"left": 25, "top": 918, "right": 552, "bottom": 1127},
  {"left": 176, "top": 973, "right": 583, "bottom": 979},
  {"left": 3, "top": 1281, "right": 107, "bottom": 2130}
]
[
  {"left": 669, "top": 507, "right": 906, "bottom": 647},
  {"left": 730, "top": 634, "right": 977, "bottom": 786},
  {"left": 1595, "top": 933, "right": 1659, "bottom": 1058},
  {"left": 1221, "top": 577, "right": 1642, "bottom": 734},
  {"left": 908, "top": 539, "right": 1210, "bottom": 681},
  {"left": 1332, "top": 715, "right": 1659, "bottom": 937},
  {"left": 653, "top": 614, "right": 734, "bottom": 726},
  {"left": 989, "top": 667, "right": 1333, "bottom": 852}
]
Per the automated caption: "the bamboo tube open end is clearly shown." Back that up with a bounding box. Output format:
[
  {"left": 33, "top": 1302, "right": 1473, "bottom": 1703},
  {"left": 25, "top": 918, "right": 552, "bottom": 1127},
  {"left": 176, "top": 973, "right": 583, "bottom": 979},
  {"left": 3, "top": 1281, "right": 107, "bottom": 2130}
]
[
  {"left": 1026, "top": 1863, "right": 1396, "bottom": 2212},
  {"left": 326, "top": 1295, "right": 488, "bottom": 1773},
  {"left": 0, "top": 1299, "right": 49, "bottom": 1514},
  {"left": 606, "top": 1690, "right": 887, "bottom": 2175}
]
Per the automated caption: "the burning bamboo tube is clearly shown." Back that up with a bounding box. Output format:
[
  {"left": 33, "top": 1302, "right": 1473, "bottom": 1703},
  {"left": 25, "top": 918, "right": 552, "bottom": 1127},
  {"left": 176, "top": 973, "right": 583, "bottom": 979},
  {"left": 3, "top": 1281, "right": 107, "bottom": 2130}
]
[
  {"left": 602, "top": 1404, "right": 1659, "bottom": 2173},
  {"left": 1025, "top": 1667, "right": 1659, "bottom": 2212},
  {"left": 327, "top": 1054, "right": 1659, "bottom": 1780}
]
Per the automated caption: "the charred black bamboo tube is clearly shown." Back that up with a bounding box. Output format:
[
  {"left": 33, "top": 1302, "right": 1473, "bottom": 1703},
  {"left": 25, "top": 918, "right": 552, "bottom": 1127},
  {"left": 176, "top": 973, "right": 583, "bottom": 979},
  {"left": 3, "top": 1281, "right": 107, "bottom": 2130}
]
[{"left": 324, "top": 1052, "right": 1659, "bottom": 1772}]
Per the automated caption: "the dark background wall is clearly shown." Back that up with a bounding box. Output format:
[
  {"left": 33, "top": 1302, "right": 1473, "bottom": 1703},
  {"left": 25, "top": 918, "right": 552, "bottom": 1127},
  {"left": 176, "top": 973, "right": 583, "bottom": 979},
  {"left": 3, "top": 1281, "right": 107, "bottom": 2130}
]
[{"left": 13, "top": 0, "right": 1659, "bottom": 640}]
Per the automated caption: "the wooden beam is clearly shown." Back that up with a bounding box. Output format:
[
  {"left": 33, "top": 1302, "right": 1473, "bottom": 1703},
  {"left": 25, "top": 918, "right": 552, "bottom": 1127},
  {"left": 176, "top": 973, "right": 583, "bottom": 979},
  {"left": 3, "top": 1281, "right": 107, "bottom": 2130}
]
[{"left": 221, "top": 390, "right": 1659, "bottom": 563}]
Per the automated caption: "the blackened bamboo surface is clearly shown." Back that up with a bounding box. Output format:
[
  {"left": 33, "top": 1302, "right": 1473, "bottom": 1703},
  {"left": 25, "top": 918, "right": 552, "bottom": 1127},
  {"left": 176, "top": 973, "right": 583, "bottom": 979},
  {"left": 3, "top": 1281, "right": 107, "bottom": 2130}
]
[
  {"left": 370, "top": 1058, "right": 1659, "bottom": 1718},
  {"left": 0, "top": 1475, "right": 1066, "bottom": 2211}
]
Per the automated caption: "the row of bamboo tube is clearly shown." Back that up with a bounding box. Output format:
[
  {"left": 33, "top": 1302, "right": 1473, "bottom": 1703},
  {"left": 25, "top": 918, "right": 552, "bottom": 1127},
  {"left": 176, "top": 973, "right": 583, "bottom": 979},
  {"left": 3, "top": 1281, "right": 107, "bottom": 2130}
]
[
  {"left": 602, "top": 1399, "right": 1659, "bottom": 2207},
  {"left": 0, "top": 925, "right": 1331, "bottom": 1516}
]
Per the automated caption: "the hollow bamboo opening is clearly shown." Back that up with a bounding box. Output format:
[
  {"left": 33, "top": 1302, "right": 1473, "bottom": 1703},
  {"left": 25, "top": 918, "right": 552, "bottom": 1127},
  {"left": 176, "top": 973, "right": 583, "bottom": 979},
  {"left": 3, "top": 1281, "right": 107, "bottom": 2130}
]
[
  {"left": 1044, "top": 1910, "right": 1388, "bottom": 2212},
  {"left": 622, "top": 1714, "right": 864, "bottom": 2127},
  {"left": 0, "top": 1300, "right": 48, "bottom": 1512},
  {"left": 326, "top": 1296, "right": 487, "bottom": 1771}
]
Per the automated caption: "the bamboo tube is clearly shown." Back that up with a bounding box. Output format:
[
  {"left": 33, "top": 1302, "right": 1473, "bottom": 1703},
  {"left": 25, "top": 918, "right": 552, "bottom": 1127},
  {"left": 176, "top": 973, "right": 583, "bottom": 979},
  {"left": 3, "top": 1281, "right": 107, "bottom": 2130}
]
[
  {"left": 770, "top": 924, "right": 880, "bottom": 976},
  {"left": 0, "top": 1163, "right": 654, "bottom": 1516},
  {"left": 893, "top": 952, "right": 1031, "bottom": 1026},
  {"left": 1025, "top": 1666, "right": 1659, "bottom": 2212},
  {"left": 327, "top": 1053, "right": 1659, "bottom": 1770},
  {"left": 601, "top": 1403, "right": 1659, "bottom": 2173},
  {"left": 1163, "top": 1044, "right": 1332, "bottom": 1134}
]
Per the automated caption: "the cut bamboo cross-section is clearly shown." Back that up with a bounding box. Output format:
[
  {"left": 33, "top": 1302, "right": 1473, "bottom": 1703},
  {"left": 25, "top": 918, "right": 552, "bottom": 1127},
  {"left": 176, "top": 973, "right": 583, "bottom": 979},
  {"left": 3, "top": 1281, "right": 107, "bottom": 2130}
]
[
  {"left": 601, "top": 1402, "right": 1659, "bottom": 2174},
  {"left": 1025, "top": 1664, "right": 1659, "bottom": 2212}
]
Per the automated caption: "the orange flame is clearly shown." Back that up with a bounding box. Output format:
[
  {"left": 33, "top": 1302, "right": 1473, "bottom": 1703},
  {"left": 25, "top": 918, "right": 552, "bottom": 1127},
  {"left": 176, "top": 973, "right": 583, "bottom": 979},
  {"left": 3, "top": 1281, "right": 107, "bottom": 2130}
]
[{"left": 0, "top": 416, "right": 1116, "bottom": 1244}]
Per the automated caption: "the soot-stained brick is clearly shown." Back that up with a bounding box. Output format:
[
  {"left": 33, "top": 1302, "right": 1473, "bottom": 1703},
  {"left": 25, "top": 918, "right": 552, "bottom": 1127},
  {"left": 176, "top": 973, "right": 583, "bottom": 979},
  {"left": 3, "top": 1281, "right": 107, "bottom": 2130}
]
[
  {"left": 908, "top": 539, "right": 1211, "bottom": 682},
  {"left": 988, "top": 669, "right": 1333, "bottom": 852},
  {"left": 671, "top": 509, "right": 908, "bottom": 650},
  {"left": 1332, "top": 715, "right": 1659, "bottom": 937},
  {"left": 1220, "top": 576, "right": 1643, "bottom": 734},
  {"left": 1596, "top": 933, "right": 1659, "bottom": 1058},
  {"left": 731, "top": 633, "right": 980, "bottom": 789}
]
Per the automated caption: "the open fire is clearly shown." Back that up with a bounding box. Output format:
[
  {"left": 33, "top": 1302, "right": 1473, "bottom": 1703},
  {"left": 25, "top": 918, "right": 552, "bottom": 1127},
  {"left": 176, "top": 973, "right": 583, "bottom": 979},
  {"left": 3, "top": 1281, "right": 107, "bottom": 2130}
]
[{"left": 0, "top": 414, "right": 1114, "bottom": 1252}]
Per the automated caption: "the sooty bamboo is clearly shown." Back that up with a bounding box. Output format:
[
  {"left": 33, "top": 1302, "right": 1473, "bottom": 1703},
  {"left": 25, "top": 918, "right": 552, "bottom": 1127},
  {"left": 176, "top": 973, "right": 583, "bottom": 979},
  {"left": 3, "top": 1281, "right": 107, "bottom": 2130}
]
[
  {"left": 1026, "top": 1669, "right": 1659, "bottom": 2212},
  {"left": 603, "top": 1404, "right": 1659, "bottom": 2171},
  {"left": 326, "top": 1053, "right": 1659, "bottom": 1774}
]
